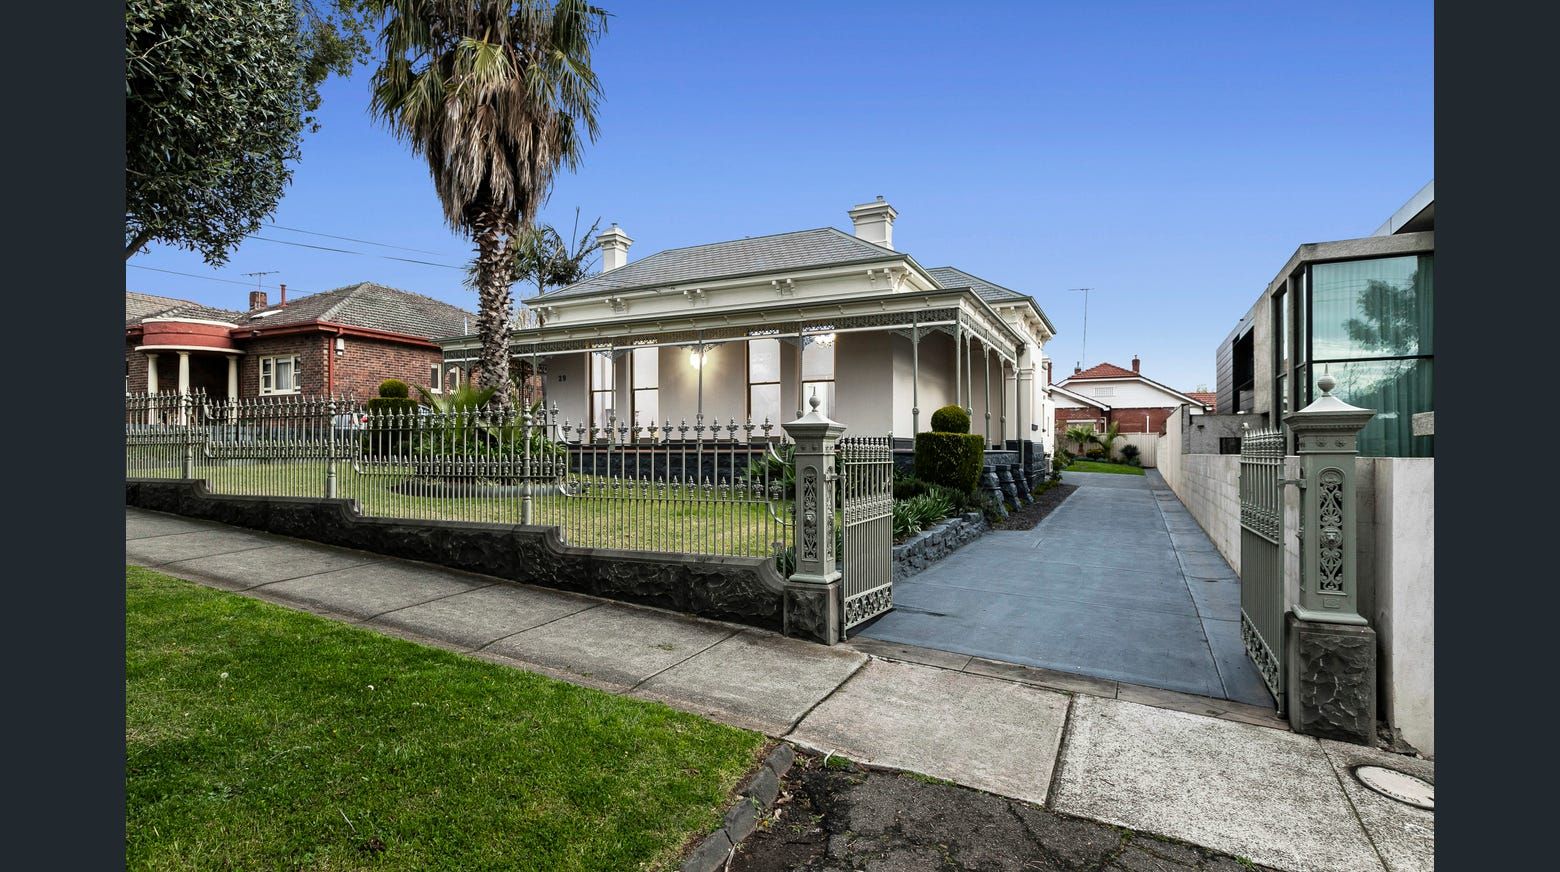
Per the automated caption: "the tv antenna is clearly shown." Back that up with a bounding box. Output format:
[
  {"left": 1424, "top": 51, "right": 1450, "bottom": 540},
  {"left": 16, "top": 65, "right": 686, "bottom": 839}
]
[
  {"left": 1070, "top": 288, "right": 1098, "bottom": 368},
  {"left": 243, "top": 270, "right": 278, "bottom": 291}
]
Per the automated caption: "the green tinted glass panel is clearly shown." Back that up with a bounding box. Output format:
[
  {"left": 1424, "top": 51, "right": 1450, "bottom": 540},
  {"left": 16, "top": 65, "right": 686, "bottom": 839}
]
[
  {"left": 1310, "top": 358, "right": 1433, "bottom": 457},
  {"left": 1311, "top": 255, "right": 1433, "bottom": 360}
]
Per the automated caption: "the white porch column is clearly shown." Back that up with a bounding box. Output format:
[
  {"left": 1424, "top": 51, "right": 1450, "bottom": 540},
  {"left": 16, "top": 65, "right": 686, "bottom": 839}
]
[
  {"left": 226, "top": 355, "right": 239, "bottom": 401},
  {"left": 176, "top": 352, "right": 191, "bottom": 424},
  {"left": 145, "top": 353, "right": 160, "bottom": 425}
]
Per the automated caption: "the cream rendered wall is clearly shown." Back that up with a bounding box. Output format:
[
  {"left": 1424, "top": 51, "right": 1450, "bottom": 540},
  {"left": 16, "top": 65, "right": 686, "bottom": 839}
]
[
  {"left": 657, "top": 340, "right": 750, "bottom": 428},
  {"left": 1372, "top": 458, "right": 1434, "bottom": 756},
  {"left": 548, "top": 352, "right": 587, "bottom": 430},
  {"left": 1061, "top": 378, "right": 1185, "bottom": 409},
  {"left": 833, "top": 331, "right": 895, "bottom": 434},
  {"left": 903, "top": 331, "right": 957, "bottom": 432}
]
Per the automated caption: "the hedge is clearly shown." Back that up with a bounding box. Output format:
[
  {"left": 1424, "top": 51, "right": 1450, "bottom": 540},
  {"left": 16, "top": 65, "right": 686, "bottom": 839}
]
[
  {"left": 365, "top": 397, "right": 418, "bottom": 416},
  {"left": 377, "top": 378, "right": 410, "bottom": 399},
  {"left": 930, "top": 404, "right": 970, "bottom": 434},
  {"left": 913, "top": 432, "right": 984, "bottom": 493}
]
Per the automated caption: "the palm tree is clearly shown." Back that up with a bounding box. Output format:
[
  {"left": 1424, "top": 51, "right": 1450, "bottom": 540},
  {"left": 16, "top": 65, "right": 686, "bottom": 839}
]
[
  {"left": 369, "top": 0, "right": 608, "bottom": 406},
  {"left": 1095, "top": 421, "right": 1122, "bottom": 460},
  {"left": 1064, "top": 425, "right": 1098, "bottom": 455}
]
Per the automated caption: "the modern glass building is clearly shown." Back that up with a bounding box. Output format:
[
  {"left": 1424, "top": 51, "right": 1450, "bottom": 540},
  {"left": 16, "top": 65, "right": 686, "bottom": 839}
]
[{"left": 1218, "top": 182, "right": 1434, "bottom": 457}]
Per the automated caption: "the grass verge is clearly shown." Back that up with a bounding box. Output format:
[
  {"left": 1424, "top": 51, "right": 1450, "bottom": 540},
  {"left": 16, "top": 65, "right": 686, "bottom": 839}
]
[
  {"left": 126, "top": 566, "right": 766, "bottom": 871},
  {"left": 1062, "top": 459, "right": 1146, "bottom": 476}
]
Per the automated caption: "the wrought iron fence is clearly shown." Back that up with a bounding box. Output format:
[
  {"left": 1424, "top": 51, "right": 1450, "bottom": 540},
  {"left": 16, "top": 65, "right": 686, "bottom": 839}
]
[{"left": 125, "top": 391, "right": 794, "bottom": 562}]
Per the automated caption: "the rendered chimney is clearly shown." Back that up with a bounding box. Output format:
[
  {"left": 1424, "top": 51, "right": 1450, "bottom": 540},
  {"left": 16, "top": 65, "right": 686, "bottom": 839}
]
[
  {"left": 249, "top": 290, "right": 268, "bottom": 310},
  {"left": 1132, "top": 355, "right": 1140, "bottom": 373},
  {"left": 598, "top": 224, "right": 633, "bottom": 272},
  {"left": 847, "top": 196, "right": 898, "bottom": 250}
]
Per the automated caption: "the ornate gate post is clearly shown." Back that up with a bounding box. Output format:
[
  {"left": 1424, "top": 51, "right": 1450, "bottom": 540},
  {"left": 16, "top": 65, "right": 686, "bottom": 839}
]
[
  {"left": 1282, "top": 373, "right": 1377, "bottom": 742},
  {"left": 782, "top": 395, "right": 847, "bottom": 644}
]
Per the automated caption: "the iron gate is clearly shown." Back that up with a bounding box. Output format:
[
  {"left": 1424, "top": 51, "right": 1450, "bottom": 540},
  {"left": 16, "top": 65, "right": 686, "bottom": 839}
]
[
  {"left": 1239, "top": 426, "right": 1286, "bottom": 708},
  {"left": 838, "top": 436, "right": 894, "bottom": 637}
]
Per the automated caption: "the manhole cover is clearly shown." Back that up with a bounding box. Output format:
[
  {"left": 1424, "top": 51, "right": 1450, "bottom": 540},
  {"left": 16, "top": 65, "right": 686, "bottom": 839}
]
[{"left": 1353, "top": 765, "right": 1434, "bottom": 809}]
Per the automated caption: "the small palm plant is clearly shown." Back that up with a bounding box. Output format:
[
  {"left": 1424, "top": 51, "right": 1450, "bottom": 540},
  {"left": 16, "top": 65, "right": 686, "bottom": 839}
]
[
  {"left": 1064, "top": 425, "right": 1098, "bottom": 455},
  {"left": 1095, "top": 422, "right": 1123, "bottom": 460}
]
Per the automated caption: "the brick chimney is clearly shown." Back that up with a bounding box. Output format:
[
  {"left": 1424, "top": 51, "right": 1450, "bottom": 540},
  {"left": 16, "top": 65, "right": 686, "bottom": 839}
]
[
  {"left": 598, "top": 224, "right": 633, "bottom": 272},
  {"left": 249, "top": 290, "right": 268, "bottom": 310},
  {"left": 1131, "top": 355, "right": 1141, "bottom": 373},
  {"left": 847, "top": 196, "right": 898, "bottom": 249},
  {"left": 279, "top": 283, "right": 287, "bottom": 307}
]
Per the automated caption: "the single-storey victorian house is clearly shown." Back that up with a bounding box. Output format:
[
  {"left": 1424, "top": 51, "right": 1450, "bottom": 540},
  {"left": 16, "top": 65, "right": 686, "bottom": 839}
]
[
  {"left": 439, "top": 198, "right": 1060, "bottom": 454},
  {"left": 1052, "top": 357, "right": 1210, "bottom": 436},
  {"left": 126, "top": 282, "right": 474, "bottom": 402}
]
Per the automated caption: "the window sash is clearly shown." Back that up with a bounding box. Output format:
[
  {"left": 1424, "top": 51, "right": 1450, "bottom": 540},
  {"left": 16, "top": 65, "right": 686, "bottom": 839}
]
[{"left": 259, "top": 355, "right": 299, "bottom": 395}]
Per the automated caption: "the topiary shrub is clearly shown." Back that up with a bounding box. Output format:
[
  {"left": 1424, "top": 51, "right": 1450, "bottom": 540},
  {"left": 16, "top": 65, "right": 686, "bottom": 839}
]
[
  {"left": 378, "top": 378, "right": 410, "bottom": 399},
  {"left": 914, "top": 431, "right": 984, "bottom": 493},
  {"left": 930, "top": 404, "right": 970, "bottom": 434}
]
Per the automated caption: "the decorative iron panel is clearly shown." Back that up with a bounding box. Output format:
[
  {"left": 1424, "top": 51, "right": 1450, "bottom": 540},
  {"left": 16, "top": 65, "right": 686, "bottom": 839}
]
[
  {"left": 838, "top": 436, "right": 895, "bottom": 636},
  {"left": 1238, "top": 426, "right": 1287, "bottom": 709}
]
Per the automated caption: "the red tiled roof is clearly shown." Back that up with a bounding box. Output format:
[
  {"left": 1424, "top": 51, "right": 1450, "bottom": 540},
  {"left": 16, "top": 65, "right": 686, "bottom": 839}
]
[
  {"left": 1067, "top": 362, "right": 1138, "bottom": 380},
  {"left": 1186, "top": 391, "right": 1217, "bottom": 407}
]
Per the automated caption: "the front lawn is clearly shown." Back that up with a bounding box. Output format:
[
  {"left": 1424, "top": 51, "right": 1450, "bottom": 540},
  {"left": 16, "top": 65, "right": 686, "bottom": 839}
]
[
  {"left": 125, "top": 566, "right": 766, "bottom": 871},
  {"left": 1062, "top": 459, "right": 1146, "bottom": 476},
  {"left": 126, "top": 460, "right": 791, "bottom": 558}
]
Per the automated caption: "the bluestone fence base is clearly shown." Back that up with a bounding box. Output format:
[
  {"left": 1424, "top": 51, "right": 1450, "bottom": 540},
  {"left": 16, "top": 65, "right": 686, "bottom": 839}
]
[{"left": 126, "top": 479, "right": 790, "bottom": 633}]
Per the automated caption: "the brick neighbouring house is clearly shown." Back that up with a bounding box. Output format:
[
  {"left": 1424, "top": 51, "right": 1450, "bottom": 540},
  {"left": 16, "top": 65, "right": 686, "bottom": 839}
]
[
  {"left": 1051, "top": 356, "right": 1211, "bottom": 438},
  {"left": 126, "top": 282, "right": 477, "bottom": 402}
]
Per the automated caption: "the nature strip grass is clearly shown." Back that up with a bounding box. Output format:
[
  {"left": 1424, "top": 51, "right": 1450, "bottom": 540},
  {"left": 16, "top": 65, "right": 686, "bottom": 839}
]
[{"left": 125, "top": 566, "right": 767, "bottom": 871}]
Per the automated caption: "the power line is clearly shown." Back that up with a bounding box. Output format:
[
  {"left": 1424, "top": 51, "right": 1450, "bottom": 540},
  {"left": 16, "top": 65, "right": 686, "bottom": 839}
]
[
  {"left": 247, "top": 235, "right": 465, "bottom": 270},
  {"left": 129, "top": 264, "right": 278, "bottom": 288},
  {"left": 263, "top": 224, "right": 450, "bottom": 257}
]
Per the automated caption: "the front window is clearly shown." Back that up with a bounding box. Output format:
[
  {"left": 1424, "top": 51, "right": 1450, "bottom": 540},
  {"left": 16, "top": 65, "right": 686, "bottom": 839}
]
[
  {"left": 429, "top": 364, "right": 443, "bottom": 393},
  {"left": 748, "top": 338, "right": 782, "bottom": 430},
  {"left": 802, "top": 334, "right": 835, "bottom": 418},
  {"left": 590, "top": 352, "right": 615, "bottom": 433},
  {"left": 1307, "top": 254, "right": 1434, "bottom": 456},
  {"left": 259, "top": 355, "right": 301, "bottom": 395},
  {"left": 631, "top": 346, "right": 659, "bottom": 437}
]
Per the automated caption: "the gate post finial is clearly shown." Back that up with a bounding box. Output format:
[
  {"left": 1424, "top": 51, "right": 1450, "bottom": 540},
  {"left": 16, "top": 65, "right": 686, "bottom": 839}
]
[
  {"left": 781, "top": 395, "right": 847, "bottom": 645},
  {"left": 1283, "top": 374, "right": 1375, "bottom": 625}
]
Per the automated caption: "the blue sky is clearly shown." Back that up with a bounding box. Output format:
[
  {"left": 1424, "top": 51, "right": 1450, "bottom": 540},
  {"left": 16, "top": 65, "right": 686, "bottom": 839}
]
[{"left": 126, "top": 1, "right": 1432, "bottom": 391}]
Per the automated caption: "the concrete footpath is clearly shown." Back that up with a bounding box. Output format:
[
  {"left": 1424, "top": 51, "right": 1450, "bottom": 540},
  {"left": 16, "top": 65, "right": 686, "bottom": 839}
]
[{"left": 126, "top": 507, "right": 1433, "bottom": 872}]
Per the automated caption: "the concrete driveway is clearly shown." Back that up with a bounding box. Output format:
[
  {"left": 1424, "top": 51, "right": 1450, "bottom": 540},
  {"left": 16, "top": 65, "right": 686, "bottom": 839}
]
[{"left": 857, "top": 469, "right": 1273, "bottom": 706}]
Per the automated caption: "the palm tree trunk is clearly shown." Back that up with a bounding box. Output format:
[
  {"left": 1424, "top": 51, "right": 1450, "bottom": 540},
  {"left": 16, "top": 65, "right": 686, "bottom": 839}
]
[{"left": 471, "top": 206, "right": 516, "bottom": 408}]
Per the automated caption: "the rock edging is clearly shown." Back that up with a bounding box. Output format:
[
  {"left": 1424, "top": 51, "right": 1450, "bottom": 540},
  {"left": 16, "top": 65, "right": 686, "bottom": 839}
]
[
  {"left": 681, "top": 743, "right": 796, "bottom": 872},
  {"left": 892, "top": 511, "right": 989, "bottom": 582}
]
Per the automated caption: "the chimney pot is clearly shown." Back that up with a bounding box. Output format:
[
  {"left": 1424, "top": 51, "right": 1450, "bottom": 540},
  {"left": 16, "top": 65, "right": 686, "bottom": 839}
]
[
  {"left": 599, "top": 224, "right": 633, "bottom": 272},
  {"left": 249, "top": 290, "right": 268, "bottom": 311},
  {"left": 847, "top": 198, "right": 898, "bottom": 250},
  {"left": 1131, "top": 355, "right": 1140, "bottom": 373}
]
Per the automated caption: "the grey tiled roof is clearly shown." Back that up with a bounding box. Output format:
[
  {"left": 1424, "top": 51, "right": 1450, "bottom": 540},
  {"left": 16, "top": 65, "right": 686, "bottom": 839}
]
[
  {"left": 127, "top": 291, "right": 247, "bottom": 327},
  {"left": 127, "top": 283, "right": 474, "bottom": 342},
  {"left": 126, "top": 291, "right": 199, "bottom": 325},
  {"left": 927, "top": 266, "right": 1027, "bottom": 302},
  {"left": 928, "top": 266, "right": 1057, "bottom": 334},
  {"left": 243, "top": 281, "right": 474, "bottom": 341},
  {"left": 533, "top": 227, "right": 901, "bottom": 301}
]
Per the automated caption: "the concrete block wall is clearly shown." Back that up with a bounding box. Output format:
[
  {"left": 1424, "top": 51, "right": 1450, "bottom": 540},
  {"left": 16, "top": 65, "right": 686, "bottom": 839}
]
[{"left": 1172, "top": 453, "right": 1243, "bottom": 568}]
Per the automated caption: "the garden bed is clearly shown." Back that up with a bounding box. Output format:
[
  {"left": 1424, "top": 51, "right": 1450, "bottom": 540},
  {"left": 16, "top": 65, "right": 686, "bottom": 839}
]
[
  {"left": 991, "top": 482, "right": 1078, "bottom": 530},
  {"left": 893, "top": 511, "right": 988, "bottom": 580},
  {"left": 1062, "top": 459, "right": 1145, "bottom": 476}
]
